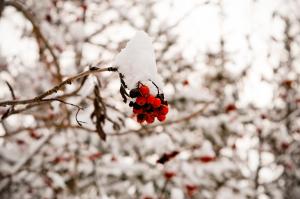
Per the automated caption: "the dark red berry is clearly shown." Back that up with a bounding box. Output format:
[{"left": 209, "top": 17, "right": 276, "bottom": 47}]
[
  {"left": 133, "top": 108, "right": 143, "bottom": 114},
  {"left": 16, "top": 139, "right": 26, "bottom": 145},
  {"left": 182, "top": 79, "right": 189, "bottom": 86},
  {"left": 281, "top": 142, "right": 289, "bottom": 150},
  {"left": 164, "top": 171, "right": 176, "bottom": 180},
  {"left": 137, "top": 114, "right": 146, "bottom": 123},
  {"left": 197, "top": 156, "right": 215, "bottom": 163},
  {"left": 185, "top": 184, "right": 198, "bottom": 197},
  {"left": 29, "top": 130, "right": 41, "bottom": 140},
  {"left": 152, "top": 109, "right": 160, "bottom": 117},
  {"left": 129, "top": 88, "right": 141, "bottom": 98},
  {"left": 225, "top": 103, "right": 236, "bottom": 113},
  {"left": 143, "top": 197, "right": 153, "bottom": 199},
  {"left": 143, "top": 103, "right": 152, "bottom": 112},
  {"left": 45, "top": 14, "right": 52, "bottom": 23},
  {"left": 282, "top": 79, "right": 293, "bottom": 88}
]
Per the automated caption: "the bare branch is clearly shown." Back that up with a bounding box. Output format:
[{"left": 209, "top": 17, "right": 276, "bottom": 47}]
[
  {"left": 4, "top": 0, "right": 63, "bottom": 81},
  {"left": 0, "top": 66, "right": 117, "bottom": 107}
]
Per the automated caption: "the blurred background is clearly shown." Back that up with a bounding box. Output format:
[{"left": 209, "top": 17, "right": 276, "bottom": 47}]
[{"left": 0, "top": 0, "right": 300, "bottom": 198}]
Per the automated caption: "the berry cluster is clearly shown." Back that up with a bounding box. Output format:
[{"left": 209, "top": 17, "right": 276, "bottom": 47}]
[{"left": 129, "top": 84, "right": 169, "bottom": 124}]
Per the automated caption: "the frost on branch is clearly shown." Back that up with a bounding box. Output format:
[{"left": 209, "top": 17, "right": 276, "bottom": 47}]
[{"left": 115, "top": 31, "right": 168, "bottom": 124}]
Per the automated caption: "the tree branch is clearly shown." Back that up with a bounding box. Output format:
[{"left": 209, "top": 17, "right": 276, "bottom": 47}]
[
  {"left": 4, "top": 0, "right": 62, "bottom": 81},
  {"left": 0, "top": 66, "right": 117, "bottom": 107}
]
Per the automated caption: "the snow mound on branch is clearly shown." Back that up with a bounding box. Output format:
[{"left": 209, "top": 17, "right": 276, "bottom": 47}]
[{"left": 115, "top": 31, "right": 163, "bottom": 94}]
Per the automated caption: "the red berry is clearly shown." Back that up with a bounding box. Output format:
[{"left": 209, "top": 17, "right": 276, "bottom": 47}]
[
  {"left": 16, "top": 139, "right": 26, "bottom": 145},
  {"left": 147, "top": 95, "right": 156, "bottom": 104},
  {"left": 146, "top": 114, "right": 155, "bottom": 124},
  {"left": 198, "top": 155, "right": 215, "bottom": 163},
  {"left": 139, "top": 85, "right": 150, "bottom": 97},
  {"left": 185, "top": 184, "right": 198, "bottom": 197},
  {"left": 182, "top": 79, "right": 189, "bottom": 86},
  {"left": 282, "top": 79, "right": 293, "bottom": 88},
  {"left": 225, "top": 103, "right": 236, "bottom": 113},
  {"left": 152, "top": 98, "right": 161, "bottom": 108},
  {"left": 111, "top": 156, "right": 117, "bottom": 161},
  {"left": 133, "top": 108, "right": 143, "bottom": 114},
  {"left": 45, "top": 14, "right": 52, "bottom": 23},
  {"left": 164, "top": 171, "right": 176, "bottom": 180},
  {"left": 29, "top": 129, "right": 41, "bottom": 139},
  {"left": 160, "top": 105, "right": 169, "bottom": 115},
  {"left": 281, "top": 142, "right": 289, "bottom": 150},
  {"left": 136, "top": 96, "right": 146, "bottom": 106},
  {"left": 157, "top": 114, "right": 166, "bottom": 122}
]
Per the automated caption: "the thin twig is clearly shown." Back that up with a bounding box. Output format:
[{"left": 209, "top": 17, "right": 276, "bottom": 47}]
[
  {"left": 0, "top": 78, "right": 89, "bottom": 120},
  {"left": 5, "top": 81, "right": 16, "bottom": 100},
  {"left": 41, "top": 98, "right": 85, "bottom": 126}
]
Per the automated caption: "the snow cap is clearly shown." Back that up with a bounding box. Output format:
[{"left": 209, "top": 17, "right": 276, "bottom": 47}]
[{"left": 115, "top": 30, "right": 163, "bottom": 94}]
